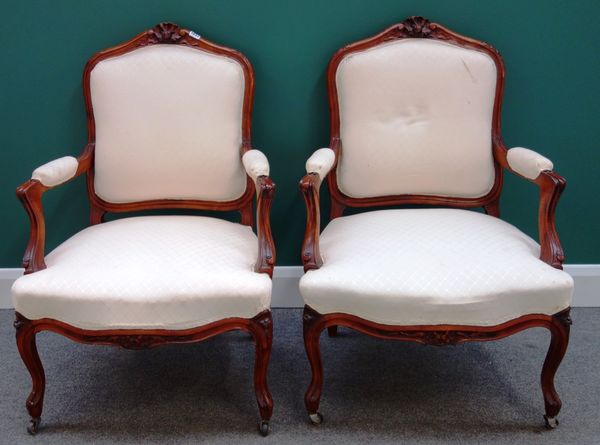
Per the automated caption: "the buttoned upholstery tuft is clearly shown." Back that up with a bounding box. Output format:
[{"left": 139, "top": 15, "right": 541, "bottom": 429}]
[
  {"left": 335, "top": 39, "right": 497, "bottom": 199},
  {"left": 91, "top": 44, "right": 247, "bottom": 203},
  {"left": 12, "top": 216, "right": 271, "bottom": 330},
  {"left": 300, "top": 209, "right": 573, "bottom": 326}
]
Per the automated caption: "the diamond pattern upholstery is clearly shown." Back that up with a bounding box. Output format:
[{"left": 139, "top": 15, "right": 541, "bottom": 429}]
[
  {"left": 300, "top": 209, "right": 573, "bottom": 326},
  {"left": 91, "top": 45, "right": 247, "bottom": 203},
  {"left": 12, "top": 216, "right": 271, "bottom": 330},
  {"left": 335, "top": 39, "right": 497, "bottom": 199}
]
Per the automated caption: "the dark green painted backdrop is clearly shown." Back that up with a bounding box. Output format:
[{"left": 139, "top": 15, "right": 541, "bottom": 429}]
[{"left": 1, "top": 0, "right": 599, "bottom": 267}]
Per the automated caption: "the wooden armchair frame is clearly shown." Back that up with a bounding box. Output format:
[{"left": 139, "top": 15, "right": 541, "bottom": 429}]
[
  {"left": 15, "top": 23, "right": 275, "bottom": 436},
  {"left": 299, "top": 16, "right": 570, "bottom": 429}
]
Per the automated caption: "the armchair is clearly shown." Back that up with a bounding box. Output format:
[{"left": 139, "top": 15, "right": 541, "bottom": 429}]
[
  {"left": 12, "top": 23, "right": 275, "bottom": 436},
  {"left": 299, "top": 16, "right": 573, "bottom": 429}
]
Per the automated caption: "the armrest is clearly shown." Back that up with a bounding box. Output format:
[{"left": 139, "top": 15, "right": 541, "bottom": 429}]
[
  {"left": 299, "top": 148, "right": 336, "bottom": 271},
  {"left": 242, "top": 149, "right": 269, "bottom": 185},
  {"left": 306, "top": 148, "right": 335, "bottom": 180},
  {"left": 506, "top": 147, "right": 553, "bottom": 180},
  {"left": 31, "top": 156, "right": 79, "bottom": 187},
  {"left": 242, "top": 149, "right": 276, "bottom": 277},
  {"left": 493, "top": 140, "right": 566, "bottom": 268},
  {"left": 17, "top": 144, "right": 94, "bottom": 274}
]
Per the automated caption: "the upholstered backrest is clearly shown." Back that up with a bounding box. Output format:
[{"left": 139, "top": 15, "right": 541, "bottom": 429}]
[
  {"left": 90, "top": 44, "right": 247, "bottom": 203},
  {"left": 335, "top": 38, "right": 497, "bottom": 199}
]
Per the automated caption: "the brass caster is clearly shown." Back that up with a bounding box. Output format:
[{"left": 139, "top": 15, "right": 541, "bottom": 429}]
[
  {"left": 308, "top": 412, "right": 323, "bottom": 425},
  {"left": 544, "top": 415, "right": 559, "bottom": 429},
  {"left": 258, "top": 420, "right": 270, "bottom": 436},
  {"left": 27, "top": 417, "right": 41, "bottom": 435}
]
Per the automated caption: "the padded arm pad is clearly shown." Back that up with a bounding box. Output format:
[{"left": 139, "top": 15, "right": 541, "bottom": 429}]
[
  {"left": 31, "top": 156, "right": 79, "bottom": 187},
  {"left": 306, "top": 148, "right": 335, "bottom": 180},
  {"left": 242, "top": 150, "right": 270, "bottom": 184},
  {"left": 507, "top": 147, "right": 553, "bottom": 180}
]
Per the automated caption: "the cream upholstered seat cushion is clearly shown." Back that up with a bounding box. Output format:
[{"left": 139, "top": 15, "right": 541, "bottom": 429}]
[
  {"left": 335, "top": 39, "right": 497, "bottom": 199},
  {"left": 299, "top": 209, "right": 573, "bottom": 327},
  {"left": 12, "top": 216, "right": 271, "bottom": 330}
]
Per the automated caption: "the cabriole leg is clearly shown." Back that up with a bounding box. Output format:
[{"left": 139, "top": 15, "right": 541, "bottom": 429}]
[
  {"left": 249, "top": 311, "right": 273, "bottom": 436},
  {"left": 303, "top": 306, "right": 325, "bottom": 424},
  {"left": 14, "top": 313, "right": 45, "bottom": 435},
  {"left": 541, "top": 309, "right": 571, "bottom": 428}
]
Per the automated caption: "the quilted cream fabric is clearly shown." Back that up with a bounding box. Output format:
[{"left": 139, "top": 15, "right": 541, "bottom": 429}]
[
  {"left": 12, "top": 216, "right": 271, "bottom": 330},
  {"left": 335, "top": 39, "right": 497, "bottom": 199},
  {"left": 242, "top": 149, "right": 270, "bottom": 184},
  {"left": 91, "top": 45, "right": 247, "bottom": 203},
  {"left": 300, "top": 209, "right": 573, "bottom": 326},
  {"left": 31, "top": 156, "right": 78, "bottom": 187},
  {"left": 306, "top": 148, "right": 335, "bottom": 180},
  {"left": 507, "top": 147, "right": 554, "bottom": 180}
]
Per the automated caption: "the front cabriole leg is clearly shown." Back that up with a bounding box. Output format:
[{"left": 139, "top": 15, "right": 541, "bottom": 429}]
[
  {"left": 303, "top": 305, "right": 325, "bottom": 425},
  {"left": 14, "top": 313, "right": 45, "bottom": 435},
  {"left": 541, "top": 308, "right": 571, "bottom": 428},
  {"left": 248, "top": 310, "right": 274, "bottom": 436}
]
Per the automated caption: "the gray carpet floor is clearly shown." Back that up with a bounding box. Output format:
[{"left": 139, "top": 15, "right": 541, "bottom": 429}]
[{"left": 1, "top": 308, "right": 599, "bottom": 444}]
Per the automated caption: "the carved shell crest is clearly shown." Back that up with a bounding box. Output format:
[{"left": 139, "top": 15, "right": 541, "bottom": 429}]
[
  {"left": 149, "top": 22, "right": 184, "bottom": 44},
  {"left": 399, "top": 16, "right": 434, "bottom": 37}
]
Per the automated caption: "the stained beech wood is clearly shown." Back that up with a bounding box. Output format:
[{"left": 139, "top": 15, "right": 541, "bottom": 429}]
[
  {"left": 82, "top": 22, "right": 258, "bottom": 217},
  {"left": 300, "top": 16, "right": 566, "bottom": 271},
  {"left": 255, "top": 176, "right": 276, "bottom": 276},
  {"left": 299, "top": 173, "right": 324, "bottom": 270},
  {"left": 16, "top": 143, "right": 94, "bottom": 273},
  {"left": 16, "top": 23, "right": 275, "bottom": 276},
  {"left": 15, "top": 310, "right": 274, "bottom": 428},
  {"left": 325, "top": 16, "right": 505, "bottom": 214},
  {"left": 14, "top": 315, "right": 45, "bottom": 425},
  {"left": 493, "top": 138, "right": 566, "bottom": 269},
  {"left": 326, "top": 326, "right": 338, "bottom": 337},
  {"left": 303, "top": 305, "right": 571, "bottom": 419},
  {"left": 14, "top": 22, "right": 275, "bottom": 434},
  {"left": 300, "top": 16, "right": 571, "bottom": 426}
]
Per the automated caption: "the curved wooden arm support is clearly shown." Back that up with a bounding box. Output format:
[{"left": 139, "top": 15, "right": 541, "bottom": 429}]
[
  {"left": 16, "top": 180, "right": 48, "bottom": 274},
  {"left": 493, "top": 140, "right": 566, "bottom": 269},
  {"left": 535, "top": 171, "right": 566, "bottom": 268},
  {"left": 16, "top": 144, "right": 94, "bottom": 274},
  {"left": 299, "top": 173, "right": 324, "bottom": 271},
  {"left": 255, "top": 175, "right": 276, "bottom": 277}
]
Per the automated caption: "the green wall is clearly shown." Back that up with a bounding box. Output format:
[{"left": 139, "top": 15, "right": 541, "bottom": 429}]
[{"left": 1, "top": 0, "right": 599, "bottom": 267}]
